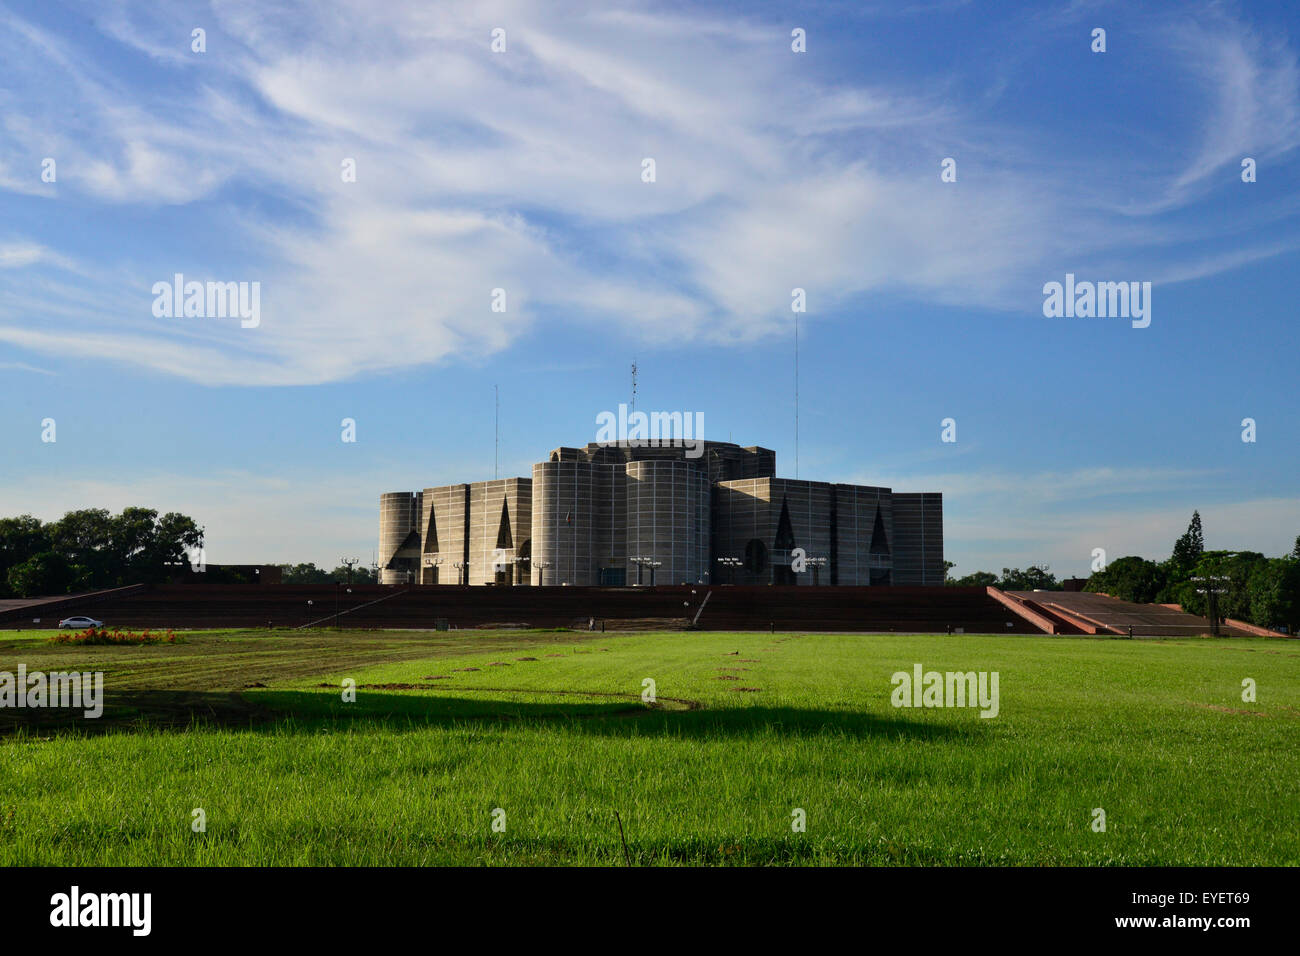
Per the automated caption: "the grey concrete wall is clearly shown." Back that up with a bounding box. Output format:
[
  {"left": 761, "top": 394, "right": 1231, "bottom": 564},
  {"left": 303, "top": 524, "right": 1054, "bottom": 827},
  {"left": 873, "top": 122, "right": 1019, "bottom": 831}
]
[
  {"left": 832, "top": 484, "right": 892, "bottom": 586},
  {"left": 891, "top": 492, "right": 944, "bottom": 586},
  {"left": 467, "top": 478, "right": 532, "bottom": 586},
  {"left": 767, "top": 479, "right": 835, "bottom": 585},
  {"left": 712, "top": 478, "right": 774, "bottom": 585},
  {"left": 378, "top": 491, "right": 423, "bottom": 584},
  {"left": 596, "top": 464, "right": 627, "bottom": 584},
  {"left": 625, "top": 459, "right": 710, "bottom": 585},
  {"left": 419, "top": 484, "right": 468, "bottom": 584},
  {"left": 531, "top": 460, "right": 609, "bottom": 586}
]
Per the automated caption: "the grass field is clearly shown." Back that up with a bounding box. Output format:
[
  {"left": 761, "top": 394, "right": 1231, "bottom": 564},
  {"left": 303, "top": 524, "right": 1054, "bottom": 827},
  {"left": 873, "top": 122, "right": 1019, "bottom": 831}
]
[{"left": 1, "top": 626, "right": 1297, "bottom": 866}]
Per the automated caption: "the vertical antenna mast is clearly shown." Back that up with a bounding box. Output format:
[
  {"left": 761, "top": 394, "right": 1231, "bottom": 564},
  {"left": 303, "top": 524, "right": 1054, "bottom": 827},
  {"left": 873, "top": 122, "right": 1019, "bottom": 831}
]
[
  {"left": 794, "top": 313, "right": 799, "bottom": 479},
  {"left": 631, "top": 361, "right": 638, "bottom": 414},
  {"left": 494, "top": 384, "right": 499, "bottom": 480}
]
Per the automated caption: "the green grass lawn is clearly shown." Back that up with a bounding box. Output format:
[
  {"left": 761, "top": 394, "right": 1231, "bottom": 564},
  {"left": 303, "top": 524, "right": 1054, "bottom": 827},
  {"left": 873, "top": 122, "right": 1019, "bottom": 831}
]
[{"left": 1, "top": 626, "right": 1296, "bottom": 866}]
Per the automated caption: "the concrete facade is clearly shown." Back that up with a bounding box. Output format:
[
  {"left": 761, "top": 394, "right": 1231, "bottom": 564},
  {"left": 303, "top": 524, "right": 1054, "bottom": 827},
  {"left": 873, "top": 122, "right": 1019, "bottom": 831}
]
[
  {"left": 711, "top": 478, "right": 897, "bottom": 586},
  {"left": 380, "top": 440, "right": 942, "bottom": 586},
  {"left": 624, "top": 459, "right": 711, "bottom": 586},
  {"left": 404, "top": 478, "right": 532, "bottom": 586},
  {"left": 531, "top": 459, "right": 615, "bottom": 587},
  {"left": 378, "top": 491, "right": 422, "bottom": 585},
  {"left": 890, "top": 492, "right": 945, "bottom": 586}
]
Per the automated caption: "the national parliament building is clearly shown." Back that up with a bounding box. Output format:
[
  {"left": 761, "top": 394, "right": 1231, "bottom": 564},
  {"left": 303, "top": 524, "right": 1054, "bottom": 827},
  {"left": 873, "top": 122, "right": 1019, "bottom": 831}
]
[{"left": 379, "top": 440, "right": 943, "bottom": 587}]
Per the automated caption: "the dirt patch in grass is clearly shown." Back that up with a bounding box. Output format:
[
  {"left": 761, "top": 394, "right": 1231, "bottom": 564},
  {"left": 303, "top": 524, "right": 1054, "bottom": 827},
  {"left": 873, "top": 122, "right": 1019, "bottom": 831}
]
[
  {"left": 428, "top": 685, "right": 703, "bottom": 713},
  {"left": 732, "top": 687, "right": 762, "bottom": 693}
]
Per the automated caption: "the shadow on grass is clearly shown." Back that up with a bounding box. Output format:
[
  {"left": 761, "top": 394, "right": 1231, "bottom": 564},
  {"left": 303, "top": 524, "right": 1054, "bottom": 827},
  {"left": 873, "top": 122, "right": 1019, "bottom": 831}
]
[{"left": 1, "top": 688, "right": 972, "bottom": 742}]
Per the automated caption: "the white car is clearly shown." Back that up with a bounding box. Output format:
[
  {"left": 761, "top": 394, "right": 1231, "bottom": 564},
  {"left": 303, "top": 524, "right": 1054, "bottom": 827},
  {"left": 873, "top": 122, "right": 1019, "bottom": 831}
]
[{"left": 58, "top": 616, "right": 104, "bottom": 629}]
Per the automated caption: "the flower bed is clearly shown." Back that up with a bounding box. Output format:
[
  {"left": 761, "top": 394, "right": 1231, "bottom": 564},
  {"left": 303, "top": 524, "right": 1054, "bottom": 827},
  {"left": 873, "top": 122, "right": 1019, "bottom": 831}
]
[{"left": 50, "top": 627, "right": 180, "bottom": 646}]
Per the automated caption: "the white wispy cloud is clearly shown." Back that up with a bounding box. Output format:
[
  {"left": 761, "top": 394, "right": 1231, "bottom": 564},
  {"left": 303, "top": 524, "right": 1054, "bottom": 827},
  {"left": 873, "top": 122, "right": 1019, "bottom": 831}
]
[
  {"left": 0, "top": 360, "right": 54, "bottom": 375},
  {"left": 0, "top": 0, "right": 1296, "bottom": 384},
  {"left": 0, "top": 242, "right": 75, "bottom": 270}
]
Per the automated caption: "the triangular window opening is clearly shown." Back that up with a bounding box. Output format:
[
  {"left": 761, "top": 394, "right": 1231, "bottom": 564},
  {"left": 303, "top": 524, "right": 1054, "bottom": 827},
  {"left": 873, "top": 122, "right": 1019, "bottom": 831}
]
[
  {"left": 869, "top": 505, "right": 890, "bottom": 556},
  {"left": 774, "top": 496, "right": 797, "bottom": 551},
  {"left": 495, "top": 499, "right": 514, "bottom": 550},
  {"left": 424, "top": 508, "right": 439, "bottom": 553}
]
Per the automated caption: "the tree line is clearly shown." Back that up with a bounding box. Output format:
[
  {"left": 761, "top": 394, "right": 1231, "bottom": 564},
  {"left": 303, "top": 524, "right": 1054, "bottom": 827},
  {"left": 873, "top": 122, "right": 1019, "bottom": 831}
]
[
  {"left": 1084, "top": 511, "right": 1300, "bottom": 633},
  {"left": 277, "top": 563, "right": 378, "bottom": 585},
  {"left": 945, "top": 563, "right": 1061, "bottom": 591},
  {"left": 0, "top": 509, "right": 203, "bottom": 598},
  {"left": 0, "top": 509, "right": 375, "bottom": 598},
  {"left": 946, "top": 511, "right": 1300, "bottom": 633}
]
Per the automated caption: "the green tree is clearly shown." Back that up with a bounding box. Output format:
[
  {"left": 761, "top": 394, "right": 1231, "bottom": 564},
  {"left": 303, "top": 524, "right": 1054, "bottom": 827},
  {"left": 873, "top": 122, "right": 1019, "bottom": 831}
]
[
  {"left": 48, "top": 508, "right": 116, "bottom": 589},
  {"left": 121, "top": 509, "right": 203, "bottom": 583},
  {"left": 951, "top": 570, "right": 998, "bottom": 587},
  {"left": 1177, "top": 551, "right": 1264, "bottom": 621},
  {"left": 1085, "top": 556, "right": 1167, "bottom": 604},
  {"left": 999, "top": 565, "right": 1059, "bottom": 591},
  {"left": 3, "top": 508, "right": 204, "bottom": 591},
  {"left": 0, "top": 515, "right": 51, "bottom": 598},
  {"left": 1247, "top": 558, "right": 1300, "bottom": 632},
  {"left": 280, "top": 563, "right": 334, "bottom": 585},
  {"left": 1170, "top": 510, "right": 1205, "bottom": 579},
  {"left": 331, "top": 564, "right": 376, "bottom": 584},
  {"left": 6, "top": 551, "right": 74, "bottom": 597}
]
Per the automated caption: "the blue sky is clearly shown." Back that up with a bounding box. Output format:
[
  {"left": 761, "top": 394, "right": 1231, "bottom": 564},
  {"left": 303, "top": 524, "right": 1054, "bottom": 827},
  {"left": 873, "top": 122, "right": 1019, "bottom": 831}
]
[{"left": 1, "top": 0, "right": 1298, "bottom": 577}]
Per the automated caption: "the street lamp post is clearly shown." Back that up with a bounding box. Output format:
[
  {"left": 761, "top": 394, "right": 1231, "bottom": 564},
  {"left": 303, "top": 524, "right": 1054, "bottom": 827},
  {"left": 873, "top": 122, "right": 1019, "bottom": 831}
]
[
  {"left": 333, "top": 556, "right": 362, "bottom": 628},
  {"left": 805, "top": 556, "right": 828, "bottom": 586},
  {"left": 453, "top": 561, "right": 468, "bottom": 586},
  {"left": 716, "top": 556, "right": 743, "bottom": 585},
  {"left": 1192, "top": 574, "right": 1232, "bottom": 637},
  {"left": 340, "top": 556, "right": 361, "bottom": 585},
  {"left": 631, "top": 557, "right": 662, "bottom": 586},
  {"left": 532, "top": 560, "right": 551, "bottom": 587}
]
